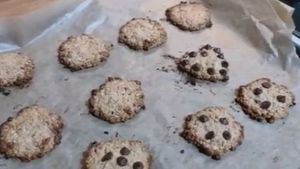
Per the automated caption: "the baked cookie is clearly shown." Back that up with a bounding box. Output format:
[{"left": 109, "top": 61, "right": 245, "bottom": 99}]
[
  {"left": 0, "top": 53, "right": 34, "bottom": 88},
  {"left": 118, "top": 18, "right": 167, "bottom": 51},
  {"left": 176, "top": 44, "right": 229, "bottom": 82},
  {"left": 236, "top": 78, "right": 296, "bottom": 123},
  {"left": 0, "top": 105, "right": 63, "bottom": 162},
  {"left": 181, "top": 107, "right": 244, "bottom": 160},
  {"left": 58, "top": 34, "right": 113, "bottom": 71},
  {"left": 166, "top": 2, "right": 212, "bottom": 31},
  {"left": 82, "top": 139, "right": 152, "bottom": 169},
  {"left": 88, "top": 77, "right": 145, "bottom": 123}
]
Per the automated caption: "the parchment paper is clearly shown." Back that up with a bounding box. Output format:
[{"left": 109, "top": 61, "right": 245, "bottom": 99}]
[{"left": 0, "top": 0, "right": 300, "bottom": 169}]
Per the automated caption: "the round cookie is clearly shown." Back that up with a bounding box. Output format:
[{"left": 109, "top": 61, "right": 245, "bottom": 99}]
[
  {"left": 166, "top": 2, "right": 212, "bottom": 31},
  {"left": 82, "top": 140, "right": 152, "bottom": 169},
  {"left": 0, "top": 105, "right": 63, "bottom": 162},
  {"left": 181, "top": 107, "right": 244, "bottom": 160},
  {"left": 118, "top": 18, "right": 167, "bottom": 51},
  {"left": 0, "top": 53, "right": 34, "bottom": 88},
  {"left": 236, "top": 78, "right": 296, "bottom": 123},
  {"left": 88, "top": 77, "right": 145, "bottom": 123},
  {"left": 58, "top": 34, "right": 113, "bottom": 71},
  {"left": 176, "top": 44, "right": 229, "bottom": 82}
]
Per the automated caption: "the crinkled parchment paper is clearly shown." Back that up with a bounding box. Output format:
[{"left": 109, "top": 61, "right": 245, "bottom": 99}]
[{"left": 0, "top": 0, "right": 300, "bottom": 169}]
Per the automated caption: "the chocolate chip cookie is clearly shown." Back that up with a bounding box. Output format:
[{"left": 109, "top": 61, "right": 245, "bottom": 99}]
[
  {"left": 0, "top": 105, "right": 63, "bottom": 162},
  {"left": 181, "top": 107, "right": 244, "bottom": 160},
  {"left": 0, "top": 53, "right": 34, "bottom": 88},
  {"left": 82, "top": 140, "right": 152, "bottom": 169},
  {"left": 58, "top": 34, "right": 113, "bottom": 71},
  {"left": 176, "top": 44, "right": 229, "bottom": 82},
  {"left": 236, "top": 78, "right": 296, "bottom": 123},
  {"left": 88, "top": 77, "right": 145, "bottom": 124},
  {"left": 166, "top": 2, "right": 212, "bottom": 31},
  {"left": 118, "top": 18, "right": 167, "bottom": 51}
]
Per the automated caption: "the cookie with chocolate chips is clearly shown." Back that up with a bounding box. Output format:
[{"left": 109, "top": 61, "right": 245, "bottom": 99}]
[
  {"left": 81, "top": 140, "right": 152, "bottom": 169},
  {"left": 176, "top": 44, "right": 229, "bottom": 82},
  {"left": 166, "top": 2, "right": 212, "bottom": 31},
  {"left": 181, "top": 107, "right": 244, "bottom": 160},
  {"left": 88, "top": 77, "right": 145, "bottom": 124},
  {"left": 236, "top": 78, "right": 296, "bottom": 123}
]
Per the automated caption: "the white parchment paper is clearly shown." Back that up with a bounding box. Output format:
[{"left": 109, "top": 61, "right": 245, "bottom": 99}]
[{"left": 0, "top": 0, "right": 300, "bottom": 169}]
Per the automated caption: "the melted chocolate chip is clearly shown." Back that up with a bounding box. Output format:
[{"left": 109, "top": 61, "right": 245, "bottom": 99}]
[
  {"left": 207, "top": 68, "right": 215, "bottom": 75},
  {"left": 221, "top": 61, "right": 229, "bottom": 68},
  {"left": 219, "top": 118, "right": 229, "bottom": 125},
  {"left": 179, "top": 60, "right": 188, "bottom": 67},
  {"left": 277, "top": 95, "right": 286, "bottom": 103},
  {"left": 262, "top": 82, "right": 271, "bottom": 88},
  {"left": 198, "top": 115, "right": 209, "bottom": 123},
  {"left": 253, "top": 88, "right": 263, "bottom": 95},
  {"left": 205, "top": 131, "right": 215, "bottom": 140},
  {"left": 200, "top": 51, "right": 208, "bottom": 57},
  {"left": 217, "top": 54, "right": 224, "bottom": 59},
  {"left": 213, "top": 48, "right": 221, "bottom": 53},
  {"left": 116, "top": 156, "right": 128, "bottom": 166},
  {"left": 120, "top": 147, "right": 130, "bottom": 155},
  {"left": 189, "top": 51, "right": 197, "bottom": 57},
  {"left": 191, "top": 63, "right": 200, "bottom": 71},
  {"left": 202, "top": 44, "right": 212, "bottom": 50},
  {"left": 133, "top": 161, "right": 144, "bottom": 169},
  {"left": 101, "top": 152, "right": 113, "bottom": 162},
  {"left": 222, "top": 131, "right": 231, "bottom": 140},
  {"left": 219, "top": 69, "right": 227, "bottom": 76},
  {"left": 260, "top": 101, "right": 271, "bottom": 109}
]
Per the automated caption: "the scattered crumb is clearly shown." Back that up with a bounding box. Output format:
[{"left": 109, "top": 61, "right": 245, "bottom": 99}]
[
  {"left": 209, "top": 88, "right": 216, "bottom": 95},
  {"left": 180, "top": 150, "right": 185, "bottom": 154},
  {"left": 0, "top": 88, "right": 11, "bottom": 96},
  {"left": 104, "top": 131, "right": 109, "bottom": 135},
  {"left": 63, "top": 107, "right": 69, "bottom": 114},
  {"left": 115, "top": 132, "right": 119, "bottom": 137},
  {"left": 64, "top": 78, "right": 69, "bottom": 81},
  {"left": 273, "top": 156, "right": 279, "bottom": 163}
]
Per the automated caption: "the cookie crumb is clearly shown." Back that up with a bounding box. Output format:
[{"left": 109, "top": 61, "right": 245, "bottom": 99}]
[
  {"left": 180, "top": 149, "right": 185, "bottom": 154},
  {"left": 104, "top": 131, "right": 109, "bottom": 135}
]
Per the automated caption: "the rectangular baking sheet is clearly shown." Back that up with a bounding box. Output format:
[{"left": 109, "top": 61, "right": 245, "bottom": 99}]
[{"left": 0, "top": 0, "right": 300, "bottom": 169}]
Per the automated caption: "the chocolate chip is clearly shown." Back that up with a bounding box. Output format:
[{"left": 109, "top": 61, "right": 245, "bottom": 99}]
[
  {"left": 212, "top": 154, "right": 221, "bottom": 160},
  {"left": 213, "top": 48, "right": 221, "bottom": 53},
  {"left": 262, "top": 82, "right": 271, "bottom": 88},
  {"left": 253, "top": 88, "right": 263, "bottom": 95},
  {"left": 206, "top": 21, "right": 213, "bottom": 28},
  {"left": 101, "top": 152, "right": 113, "bottom": 162},
  {"left": 219, "top": 69, "right": 227, "bottom": 76},
  {"left": 116, "top": 156, "right": 128, "bottom": 166},
  {"left": 179, "top": 60, "right": 188, "bottom": 67},
  {"left": 219, "top": 118, "right": 229, "bottom": 125},
  {"left": 133, "top": 161, "right": 144, "bottom": 169},
  {"left": 223, "top": 131, "right": 231, "bottom": 140},
  {"left": 221, "top": 61, "right": 228, "bottom": 68},
  {"left": 207, "top": 68, "right": 215, "bottom": 75},
  {"left": 191, "top": 63, "right": 200, "bottom": 71},
  {"left": 200, "top": 51, "right": 208, "bottom": 57},
  {"left": 120, "top": 147, "right": 130, "bottom": 155},
  {"left": 205, "top": 131, "right": 215, "bottom": 140},
  {"left": 217, "top": 54, "right": 224, "bottom": 59},
  {"left": 180, "top": 150, "right": 185, "bottom": 154},
  {"left": 198, "top": 115, "right": 209, "bottom": 123},
  {"left": 260, "top": 101, "right": 271, "bottom": 109},
  {"left": 189, "top": 51, "right": 197, "bottom": 57},
  {"left": 104, "top": 131, "right": 109, "bottom": 135},
  {"left": 277, "top": 95, "right": 286, "bottom": 103},
  {"left": 202, "top": 44, "right": 212, "bottom": 50}
]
